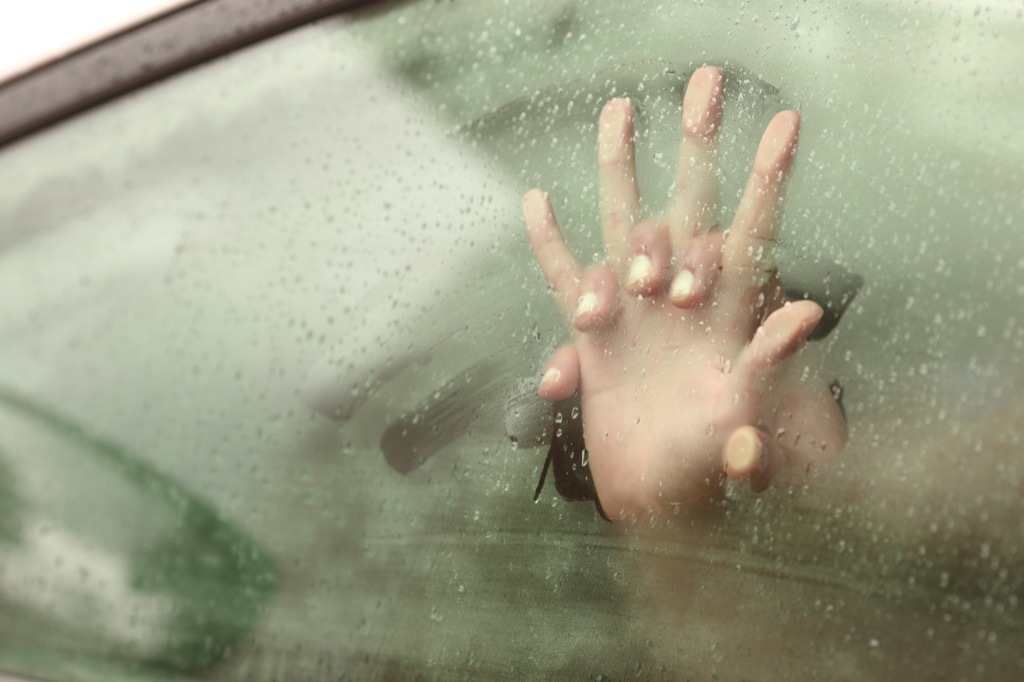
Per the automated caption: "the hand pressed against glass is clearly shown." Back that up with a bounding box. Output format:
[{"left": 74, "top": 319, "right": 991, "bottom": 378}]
[{"left": 523, "top": 66, "right": 847, "bottom": 522}]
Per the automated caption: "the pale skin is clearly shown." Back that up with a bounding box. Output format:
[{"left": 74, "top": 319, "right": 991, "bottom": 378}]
[{"left": 523, "top": 66, "right": 848, "bottom": 523}]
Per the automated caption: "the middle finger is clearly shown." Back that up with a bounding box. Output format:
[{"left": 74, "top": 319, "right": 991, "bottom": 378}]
[{"left": 668, "top": 66, "right": 724, "bottom": 246}]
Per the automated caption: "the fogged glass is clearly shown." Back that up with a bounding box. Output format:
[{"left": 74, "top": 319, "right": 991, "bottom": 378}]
[{"left": 0, "top": 0, "right": 1021, "bottom": 680}]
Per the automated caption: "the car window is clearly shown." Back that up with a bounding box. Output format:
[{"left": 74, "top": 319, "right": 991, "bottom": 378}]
[
  {"left": 0, "top": 1, "right": 1022, "bottom": 680},
  {"left": 0, "top": 0, "right": 190, "bottom": 80}
]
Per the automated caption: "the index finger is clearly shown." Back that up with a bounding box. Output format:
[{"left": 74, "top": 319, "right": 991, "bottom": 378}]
[
  {"left": 668, "top": 65, "right": 724, "bottom": 242},
  {"left": 523, "top": 189, "right": 582, "bottom": 316}
]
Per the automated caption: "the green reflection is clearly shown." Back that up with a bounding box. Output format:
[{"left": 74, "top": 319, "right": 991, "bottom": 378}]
[
  {"left": 0, "top": 387, "right": 277, "bottom": 680},
  {"left": 0, "top": 456, "right": 20, "bottom": 543}
]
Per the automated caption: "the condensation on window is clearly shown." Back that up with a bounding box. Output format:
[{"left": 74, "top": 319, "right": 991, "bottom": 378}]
[{"left": 0, "top": 1, "right": 1021, "bottom": 680}]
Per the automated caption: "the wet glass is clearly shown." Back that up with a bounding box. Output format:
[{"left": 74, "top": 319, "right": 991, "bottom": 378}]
[{"left": 0, "top": 0, "right": 1022, "bottom": 680}]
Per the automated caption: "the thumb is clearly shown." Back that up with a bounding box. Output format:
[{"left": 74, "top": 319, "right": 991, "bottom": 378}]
[{"left": 723, "top": 425, "right": 778, "bottom": 493}]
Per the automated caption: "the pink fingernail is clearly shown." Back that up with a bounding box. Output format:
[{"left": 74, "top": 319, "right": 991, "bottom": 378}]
[
  {"left": 598, "top": 99, "right": 631, "bottom": 162},
  {"left": 725, "top": 426, "right": 764, "bottom": 476},
  {"left": 759, "top": 111, "right": 801, "bottom": 172},
  {"left": 522, "top": 189, "right": 549, "bottom": 223},
  {"left": 682, "top": 67, "right": 721, "bottom": 137}
]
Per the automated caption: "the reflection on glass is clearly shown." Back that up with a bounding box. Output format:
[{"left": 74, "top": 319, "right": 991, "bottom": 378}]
[
  {"left": 0, "top": 0, "right": 1022, "bottom": 679},
  {"left": 0, "top": 389, "right": 276, "bottom": 679}
]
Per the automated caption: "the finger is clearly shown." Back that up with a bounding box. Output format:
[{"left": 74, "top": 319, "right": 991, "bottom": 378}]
[
  {"left": 720, "top": 110, "right": 801, "bottom": 292},
  {"left": 598, "top": 98, "right": 640, "bottom": 267},
  {"left": 726, "top": 268, "right": 787, "bottom": 337},
  {"left": 669, "top": 66, "right": 724, "bottom": 242},
  {"left": 574, "top": 264, "right": 620, "bottom": 332},
  {"left": 670, "top": 232, "right": 723, "bottom": 308},
  {"left": 732, "top": 300, "right": 823, "bottom": 396},
  {"left": 523, "top": 189, "right": 581, "bottom": 316},
  {"left": 723, "top": 425, "right": 776, "bottom": 492},
  {"left": 626, "top": 222, "right": 672, "bottom": 297},
  {"left": 538, "top": 344, "right": 581, "bottom": 402},
  {"left": 761, "top": 269, "right": 787, "bottom": 319},
  {"left": 772, "top": 386, "right": 848, "bottom": 465}
]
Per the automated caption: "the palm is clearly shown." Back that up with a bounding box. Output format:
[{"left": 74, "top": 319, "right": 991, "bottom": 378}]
[
  {"left": 577, "top": 295, "right": 721, "bottom": 406},
  {"left": 579, "top": 315, "right": 730, "bottom": 514},
  {"left": 574, "top": 251, "right": 773, "bottom": 516},
  {"left": 524, "top": 67, "right": 846, "bottom": 522}
]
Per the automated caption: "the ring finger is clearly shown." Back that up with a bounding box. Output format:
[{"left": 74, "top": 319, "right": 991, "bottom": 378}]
[{"left": 598, "top": 98, "right": 641, "bottom": 272}]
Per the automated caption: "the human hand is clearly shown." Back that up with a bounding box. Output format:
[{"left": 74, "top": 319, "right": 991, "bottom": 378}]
[{"left": 522, "top": 66, "right": 847, "bottom": 523}]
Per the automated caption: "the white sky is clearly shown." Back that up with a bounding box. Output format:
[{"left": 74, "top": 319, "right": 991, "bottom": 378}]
[
  {"left": 0, "top": 0, "right": 191, "bottom": 81},
  {"left": 1, "top": 0, "right": 1017, "bottom": 83}
]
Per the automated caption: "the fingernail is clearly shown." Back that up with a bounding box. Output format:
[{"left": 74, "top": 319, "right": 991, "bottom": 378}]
[
  {"left": 575, "top": 291, "right": 598, "bottom": 319},
  {"left": 598, "top": 99, "right": 631, "bottom": 162},
  {"left": 522, "top": 189, "right": 548, "bottom": 223},
  {"left": 627, "top": 255, "right": 654, "bottom": 289},
  {"left": 682, "top": 67, "right": 720, "bottom": 136},
  {"left": 540, "top": 367, "right": 561, "bottom": 387},
  {"left": 725, "top": 426, "right": 764, "bottom": 476},
  {"left": 670, "top": 269, "right": 696, "bottom": 301},
  {"left": 759, "top": 111, "right": 800, "bottom": 172}
]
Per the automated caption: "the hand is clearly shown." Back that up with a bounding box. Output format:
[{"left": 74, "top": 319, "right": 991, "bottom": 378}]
[{"left": 522, "top": 66, "right": 847, "bottom": 523}]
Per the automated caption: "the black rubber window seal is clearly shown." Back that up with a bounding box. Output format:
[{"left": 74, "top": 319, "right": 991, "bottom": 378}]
[{"left": 0, "top": 0, "right": 382, "bottom": 149}]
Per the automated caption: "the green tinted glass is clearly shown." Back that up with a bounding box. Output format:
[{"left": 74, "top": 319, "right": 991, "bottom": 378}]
[{"left": 0, "top": 1, "right": 1021, "bottom": 680}]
